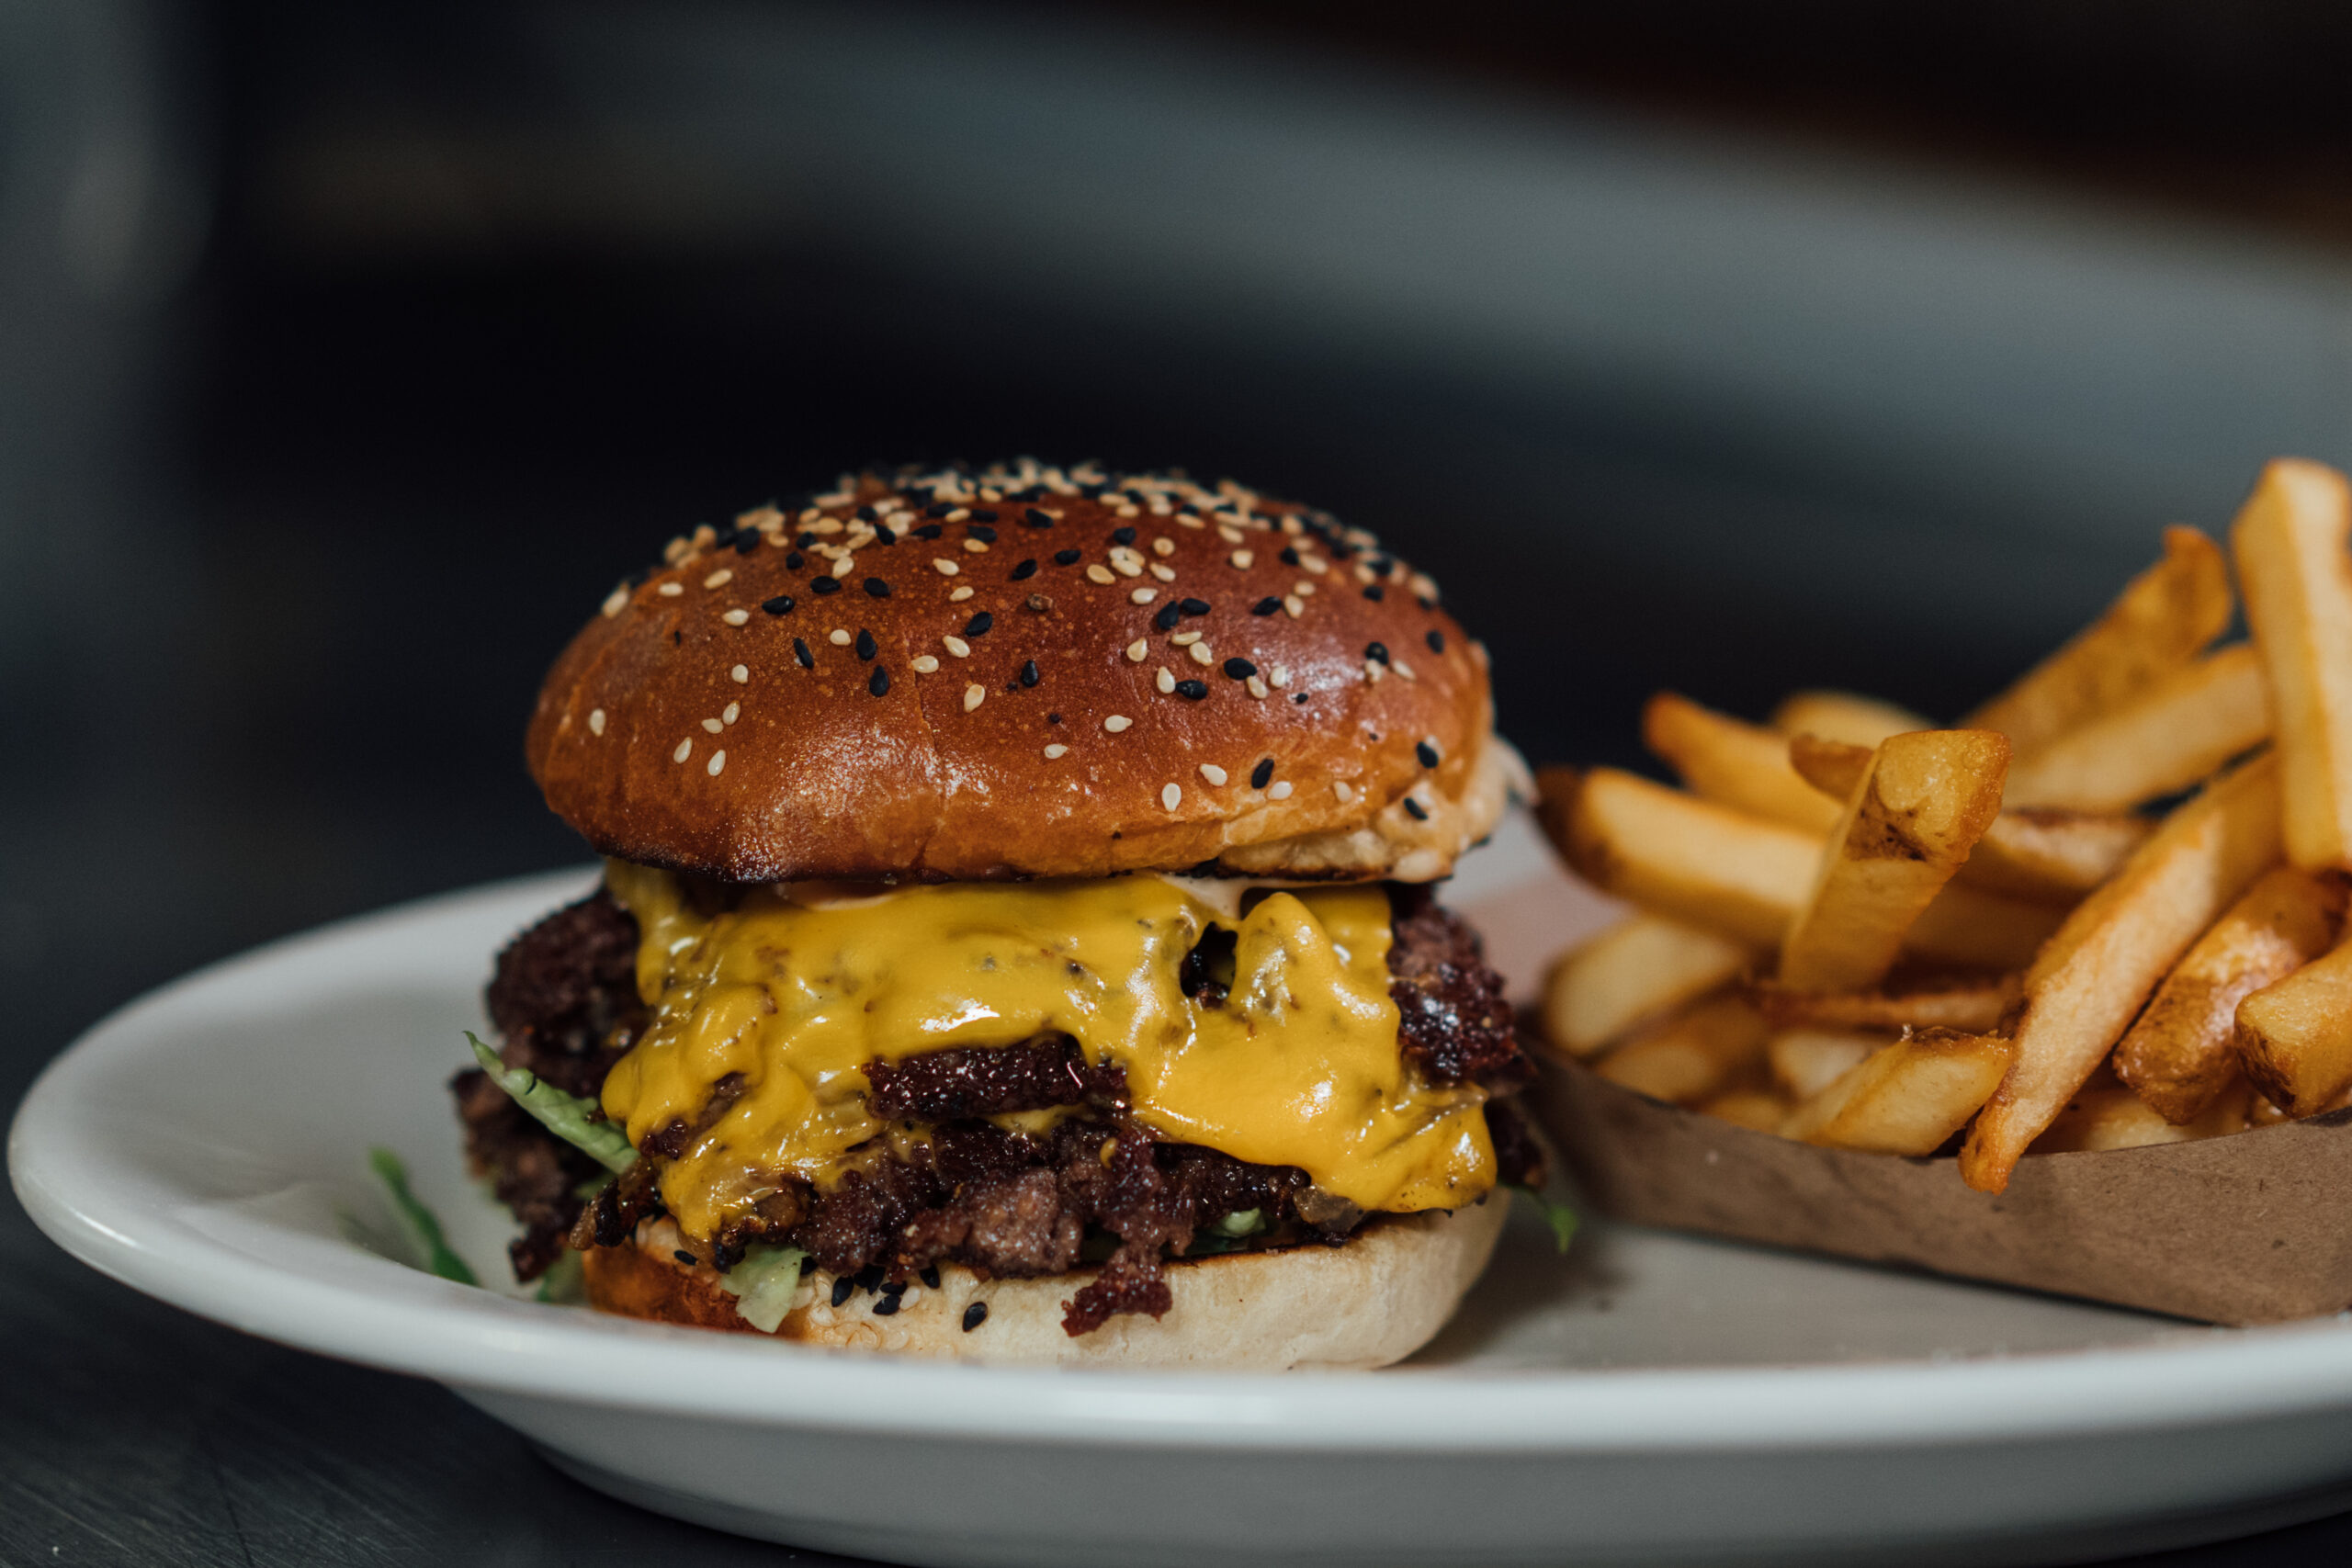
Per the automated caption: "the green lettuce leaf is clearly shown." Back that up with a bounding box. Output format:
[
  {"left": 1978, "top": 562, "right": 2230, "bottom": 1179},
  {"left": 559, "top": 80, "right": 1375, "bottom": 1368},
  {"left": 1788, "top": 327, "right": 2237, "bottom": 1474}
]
[
  {"left": 1508, "top": 1183, "right": 1578, "bottom": 1255},
  {"left": 466, "top": 1032, "right": 637, "bottom": 1173},
  {"left": 1210, "top": 1208, "right": 1264, "bottom": 1238},
  {"left": 718, "top": 1244, "right": 810, "bottom": 1332},
  {"left": 368, "top": 1146, "right": 480, "bottom": 1285}
]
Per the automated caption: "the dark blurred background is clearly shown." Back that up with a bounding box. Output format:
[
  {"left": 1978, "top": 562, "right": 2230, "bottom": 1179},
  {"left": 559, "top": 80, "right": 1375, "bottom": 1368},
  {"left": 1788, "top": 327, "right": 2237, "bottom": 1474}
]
[{"left": 7, "top": 2, "right": 2352, "bottom": 1562}]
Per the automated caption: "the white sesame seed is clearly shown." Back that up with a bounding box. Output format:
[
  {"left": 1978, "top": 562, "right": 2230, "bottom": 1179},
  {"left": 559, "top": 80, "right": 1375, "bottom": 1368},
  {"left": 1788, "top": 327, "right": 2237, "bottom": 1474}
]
[
  {"left": 1199, "top": 763, "right": 1227, "bottom": 785},
  {"left": 949, "top": 585, "right": 975, "bottom": 601},
  {"left": 1217, "top": 524, "right": 1245, "bottom": 544},
  {"left": 1364, "top": 660, "right": 1385, "bottom": 683},
  {"left": 1104, "top": 714, "right": 1132, "bottom": 733},
  {"left": 964, "top": 682, "right": 985, "bottom": 712},
  {"left": 1170, "top": 630, "right": 1202, "bottom": 646},
  {"left": 658, "top": 581, "right": 684, "bottom": 597},
  {"left": 1148, "top": 563, "right": 1177, "bottom": 582},
  {"left": 933, "top": 558, "right": 961, "bottom": 576},
  {"left": 1086, "top": 565, "right": 1115, "bottom": 586},
  {"left": 963, "top": 538, "right": 989, "bottom": 553},
  {"left": 723, "top": 703, "right": 740, "bottom": 724},
  {"left": 730, "top": 663, "right": 749, "bottom": 683},
  {"left": 673, "top": 739, "right": 694, "bottom": 763},
  {"left": 944, "top": 636, "right": 970, "bottom": 658},
  {"left": 1176, "top": 514, "right": 1204, "bottom": 529},
  {"left": 811, "top": 518, "right": 844, "bottom": 534},
  {"left": 1109, "top": 547, "right": 1144, "bottom": 577},
  {"left": 1151, "top": 536, "right": 1175, "bottom": 557},
  {"left": 588, "top": 707, "right": 606, "bottom": 735},
  {"left": 1130, "top": 587, "right": 1158, "bottom": 604},
  {"left": 702, "top": 717, "right": 724, "bottom": 734},
  {"left": 945, "top": 508, "right": 969, "bottom": 522},
  {"left": 1161, "top": 783, "right": 1182, "bottom": 810},
  {"left": 1270, "top": 664, "right": 1291, "bottom": 688},
  {"left": 1299, "top": 554, "right": 1327, "bottom": 573},
  {"left": 601, "top": 588, "right": 628, "bottom": 617},
  {"left": 1334, "top": 780, "right": 1355, "bottom": 803},
  {"left": 1269, "top": 781, "right": 1294, "bottom": 800},
  {"left": 1125, "top": 639, "right": 1148, "bottom": 662},
  {"left": 707, "top": 750, "right": 727, "bottom": 776},
  {"left": 911, "top": 654, "right": 940, "bottom": 673},
  {"left": 1116, "top": 504, "right": 1140, "bottom": 519},
  {"left": 830, "top": 629, "right": 853, "bottom": 646},
  {"left": 722, "top": 609, "right": 751, "bottom": 626},
  {"left": 1246, "top": 675, "right": 1270, "bottom": 699},
  {"left": 1156, "top": 667, "right": 1175, "bottom": 694},
  {"left": 1044, "top": 743, "right": 1069, "bottom": 759},
  {"left": 1283, "top": 595, "right": 1305, "bottom": 618},
  {"left": 1393, "top": 660, "right": 1418, "bottom": 682},
  {"left": 704, "top": 568, "right": 733, "bottom": 589},
  {"left": 1229, "top": 549, "right": 1253, "bottom": 569},
  {"left": 1189, "top": 642, "right": 1216, "bottom": 667}
]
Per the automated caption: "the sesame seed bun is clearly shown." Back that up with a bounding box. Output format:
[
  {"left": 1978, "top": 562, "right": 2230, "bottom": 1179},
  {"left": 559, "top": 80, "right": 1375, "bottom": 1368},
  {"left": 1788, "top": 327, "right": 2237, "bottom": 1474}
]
[
  {"left": 584, "top": 1201, "right": 1508, "bottom": 1369},
  {"left": 526, "top": 462, "right": 1517, "bottom": 883}
]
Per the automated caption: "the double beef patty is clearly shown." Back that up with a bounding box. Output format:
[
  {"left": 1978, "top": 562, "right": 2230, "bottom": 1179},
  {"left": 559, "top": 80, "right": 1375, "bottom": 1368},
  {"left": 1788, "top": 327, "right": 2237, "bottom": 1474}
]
[{"left": 454, "top": 885, "right": 1539, "bottom": 1335}]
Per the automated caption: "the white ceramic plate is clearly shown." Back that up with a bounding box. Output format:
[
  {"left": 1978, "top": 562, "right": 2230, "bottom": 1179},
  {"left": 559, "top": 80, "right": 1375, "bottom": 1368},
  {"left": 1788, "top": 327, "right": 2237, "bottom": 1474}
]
[{"left": 16, "top": 815, "right": 2352, "bottom": 1568}]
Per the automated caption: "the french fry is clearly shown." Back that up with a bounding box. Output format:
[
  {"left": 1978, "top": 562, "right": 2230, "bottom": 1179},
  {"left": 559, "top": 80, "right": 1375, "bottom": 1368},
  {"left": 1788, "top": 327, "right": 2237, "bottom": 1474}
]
[
  {"left": 1697, "top": 1089, "right": 1793, "bottom": 1133},
  {"left": 1595, "top": 995, "right": 1770, "bottom": 1103},
  {"left": 1959, "top": 753, "right": 2282, "bottom": 1193},
  {"left": 1644, "top": 693, "right": 1844, "bottom": 833},
  {"left": 1786, "top": 734, "right": 1871, "bottom": 798},
  {"left": 2001, "top": 645, "right": 2271, "bottom": 813},
  {"left": 1767, "top": 1028, "right": 1881, "bottom": 1100},
  {"left": 1547, "top": 768, "right": 1822, "bottom": 947},
  {"left": 2234, "top": 925, "right": 2352, "bottom": 1116},
  {"left": 1962, "top": 525, "right": 2233, "bottom": 753},
  {"left": 2030, "top": 1071, "right": 2254, "bottom": 1153},
  {"left": 2112, "top": 866, "right": 2345, "bottom": 1122},
  {"left": 2231, "top": 457, "right": 2352, "bottom": 870},
  {"left": 1780, "top": 730, "right": 2011, "bottom": 990},
  {"left": 1780, "top": 1030, "right": 2014, "bottom": 1156},
  {"left": 1541, "top": 913, "right": 1758, "bottom": 1058},
  {"left": 1770, "top": 690, "right": 1930, "bottom": 748},
  {"left": 1960, "top": 809, "right": 2154, "bottom": 902},
  {"left": 1748, "top": 973, "right": 2020, "bottom": 1033}
]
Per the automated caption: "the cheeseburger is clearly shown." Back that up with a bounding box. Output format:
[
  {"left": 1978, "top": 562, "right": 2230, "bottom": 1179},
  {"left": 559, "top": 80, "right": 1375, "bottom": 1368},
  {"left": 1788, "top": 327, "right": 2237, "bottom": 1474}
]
[{"left": 455, "top": 459, "right": 1543, "bottom": 1368}]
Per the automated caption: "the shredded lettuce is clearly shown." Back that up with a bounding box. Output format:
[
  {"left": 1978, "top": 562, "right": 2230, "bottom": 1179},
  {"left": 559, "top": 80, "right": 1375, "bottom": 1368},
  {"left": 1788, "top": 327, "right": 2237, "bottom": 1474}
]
[
  {"left": 368, "top": 1146, "right": 480, "bottom": 1285},
  {"left": 1211, "top": 1208, "right": 1265, "bottom": 1238},
  {"left": 1508, "top": 1183, "right": 1578, "bottom": 1255},
  {"left": 719, "top": 1244, "right": 810, "bottom": 1332},
  {"left": 466, "top": 1032, "right": 637, "bottom": 1173},
  {"left": 535, "top": 1249, "right": 587, "bottom": 1304}
]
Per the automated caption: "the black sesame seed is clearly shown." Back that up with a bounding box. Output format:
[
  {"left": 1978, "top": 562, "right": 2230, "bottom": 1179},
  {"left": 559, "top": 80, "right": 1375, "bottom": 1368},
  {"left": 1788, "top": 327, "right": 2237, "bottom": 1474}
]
[
  {"left": 785, "top": 551, "right": 806, "bottom": 570},
  {"left": 925, "top": 502, "right": 954, "bottom": 518},
  {"left": 854, "top": 1264, "right": 883, "bottom": 1291},
  {"left": 1370, "top": 554, "right": 1395, "bottom": 574},
  {"left": 856, "top": 629, "right": 877, "bottom": 660},
  {"left": 1054, "top": 548, "right": 1080, "bottom": 566},
  {"left": 1021, "top": 660, "right": 1040, "bottom": 687},
  {"left": 875, "top": 524, "right": 898, "bottom": 545},
  {"left": 962, "top": 1301, "right": 989, "bottom": 1332},
  {"left": 976, "top": 507, "right": 1001, "bottom": 523},
  {"left": 1426, "top": 629, "right": 1446, "bottom": 653},
  {"left": 1024, "top": 507, "right": 1054, "bottom": 528},
  {"left": 1175, "top": 679, "right": 1209, "bottom": 700},
  {"left": 673, "top": 1249, "right": 699, "bottom": 1266},
  {"left": 965, "top": 611, "right": 994, "bottom": 637},
  {"left": 881, "top": 1278, "right": 907, "bottom": 1298},
  {"left": 970, "top": 525, "right": 998, "bottom": 543},
  {"left": 1012, "top": 558, "right": 1038, "bottom": 581},
  {"left": 864, "top": 577, "right": 890, "bottom": 598},
  {"left": 813, "top": 576, "right": 842, "bottom": 594},
  {"left": 1280, "top": 546, "right": 1301, "bottom": 566},
  {"left": 1404, "top": 797, "right": 1430, "bottom": 820},
  {"left": 1047, "top": 712, "right": 1062, "bottom": 724},
  {"left": 1252, "top": 597, "right": 1283, "bottom": 616},
  {"left": 921, "top": 1265, "right": 942, "bottom": 1290},
  {"left": 762, "top": 595, "right": 796, "bottom": 616},
  {"left": 831, "top": 1275, "right": 855, "bottom": 1308},
  {"left": 1223, "top": 657, "right": 1257, "bottom": 680},
  {"left": 856, "top": 504, "right": 878, "bottom": 523},
  {"left": 797, "top": 530, "right": 818, "bottom": 548},
  {"left": 732, "top": 531, "right": 760, "bottom": 555},
  {"left": 914, "top": 523, "right": 944, "bottom": 540},
  {"left": 1111, "top": 525, "right": 1137, "bottom": 546},
  {"left": 1365, "top": 641, "right": 1390, "bottom": 665},
  {"left": 1251, "top": 759, "right": 1274, "bottom": 788},
  {"left": 1417, "top": 740, "right": 1441, "bottom": 768},
  {"left": 869, "top": 667, "right": 890, "bottom": 696},
  {"left": 872, "top": 1295, "right": 900, "bottom": 1316},
  {"left": 1363, "top": 584, "right": 1385, "bottom": 601},
  {"left": 1180, "top": 597, "right": 1211, "bottom": 617},
  {"left": 794, "top": 637, "right": 814, "bottom": 669},
  {"left": 1154, "top": 602, "right": 1182, "bottom": 631},
  {"left": 1294, "top": 693, "right": 1308, "bottom": 704}
]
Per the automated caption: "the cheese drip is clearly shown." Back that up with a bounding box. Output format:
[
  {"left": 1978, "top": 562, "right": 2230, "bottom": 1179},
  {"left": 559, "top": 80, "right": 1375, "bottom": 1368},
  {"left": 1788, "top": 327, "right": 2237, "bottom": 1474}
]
[{"left": 600, "top": 863, "right": 1496, "bottom": 1242}]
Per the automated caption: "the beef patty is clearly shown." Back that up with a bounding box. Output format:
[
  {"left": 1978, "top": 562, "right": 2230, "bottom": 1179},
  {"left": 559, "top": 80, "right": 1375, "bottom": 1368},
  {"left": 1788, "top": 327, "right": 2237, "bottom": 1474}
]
[{"left": 454, "top": 885, "right": 1539, "bottom": 1334}]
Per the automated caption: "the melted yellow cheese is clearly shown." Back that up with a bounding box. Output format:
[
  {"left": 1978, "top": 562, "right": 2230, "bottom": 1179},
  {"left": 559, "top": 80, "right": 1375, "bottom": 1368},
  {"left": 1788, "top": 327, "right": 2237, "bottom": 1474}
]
[{"left": 600, "top": 863, "right": 1496, "bottom": 1242}]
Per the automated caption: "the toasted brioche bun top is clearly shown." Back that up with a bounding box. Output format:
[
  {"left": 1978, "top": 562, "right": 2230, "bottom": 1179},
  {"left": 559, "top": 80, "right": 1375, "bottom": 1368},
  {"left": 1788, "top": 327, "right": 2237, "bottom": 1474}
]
[{"left": 528, "top": 460, "right": 1516, "bottom": 883}]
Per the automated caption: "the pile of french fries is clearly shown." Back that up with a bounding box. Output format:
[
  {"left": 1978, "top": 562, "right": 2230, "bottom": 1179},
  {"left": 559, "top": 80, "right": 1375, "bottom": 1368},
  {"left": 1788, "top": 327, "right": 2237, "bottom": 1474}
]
[{"left": 1536, "top": 457, "right": 2352, "bottom": 1194}]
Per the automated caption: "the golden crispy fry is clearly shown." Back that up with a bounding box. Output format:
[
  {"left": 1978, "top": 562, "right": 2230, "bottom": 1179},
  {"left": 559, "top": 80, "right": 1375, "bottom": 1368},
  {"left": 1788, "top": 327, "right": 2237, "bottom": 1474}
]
[
  {"left": 2030, "top": 1071, "right": 2253, "bottom": 1153},
  {"left": 1594, "top": 994, "right": 1770, "bottom": 1104},
  {"left": 2112, "top": 866, "right": 2344, "bottom": 1122},
  {"left": 1770, "top": 691, "right": 1929, "bottom": 748},
  {"left": 2000, "top": 645, "right": 2271, "bottom": 813},
  {"left": 1959, "top": 753, "right": 2282, "bottom": 1193},
  {"left": 1696, "top": 1089, "right": 1792, "bottom": 1133},
  {"left": 1962, "top": 525, "right": 2233, "bottom": 753},
  {"left": 1901, "top": 883, "right": 2072, "bottom": 973},
  {"left": 1747, "top": 973, "right": 2020, "bottom": 1033},
  {"left": 1547, "top": 768, "right": 1822, "bottom": 947},
  {"left": 1644, "top": 693, "right": 1844, "bottom": 833},
  {"left": 1541, "top": 913, "right": 1758, "bottom": 1058},
  {"left": 1780, "top": 730, "right": 2012, "bottom": 990},
  {"left": 1766, "top": 1028, "right": 1882, "bottom": 1101},
  {"left": 1780, "top": 1029, "right": 2014, "bottom": 1156},
  {"left": 1786, "top": 734, "right": 1871, "bottom": 798},
  {"left": 2231, "top": 457, "right": 2352, "bottom": 870},
  {"left": 1960, "top": 809, "right": 2154, "bottom": 902},
  {"left": 2234, "top": 924, "right": 2352, "bottom": 1116}
]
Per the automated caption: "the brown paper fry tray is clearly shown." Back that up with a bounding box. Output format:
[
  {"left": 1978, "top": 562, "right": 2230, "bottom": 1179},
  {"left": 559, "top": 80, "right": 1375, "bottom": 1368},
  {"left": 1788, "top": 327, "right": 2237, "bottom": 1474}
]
[{"left": 1530, "top": 1053, "right": 2352, "bottom": 1325}]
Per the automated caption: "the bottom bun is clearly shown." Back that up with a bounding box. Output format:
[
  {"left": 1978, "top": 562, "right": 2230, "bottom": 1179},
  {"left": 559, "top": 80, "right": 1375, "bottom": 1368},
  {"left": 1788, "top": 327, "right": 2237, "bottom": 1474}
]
[{"left": 583, "top": 1199, "right": 1509, "bottom": 1370}]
